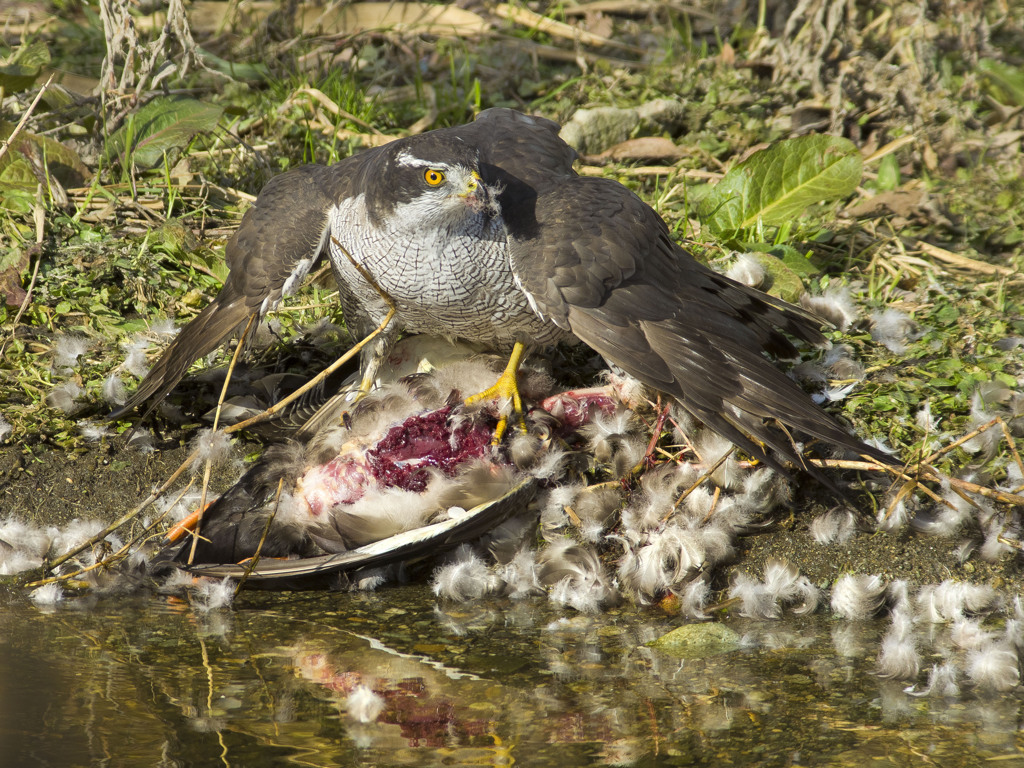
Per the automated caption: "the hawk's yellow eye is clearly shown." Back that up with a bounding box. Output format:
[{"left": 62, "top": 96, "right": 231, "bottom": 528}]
[{"left": 424, "top": 169, "right": 446, "bottom": 186}]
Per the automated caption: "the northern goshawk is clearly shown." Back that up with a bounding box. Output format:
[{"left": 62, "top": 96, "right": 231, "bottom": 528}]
[{"left": 110, "top": 108, "right": 893, "bottom": 481}]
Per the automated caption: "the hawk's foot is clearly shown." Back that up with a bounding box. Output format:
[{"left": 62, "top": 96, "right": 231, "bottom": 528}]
[{"left": 465, "top": 341, "right": 527, "bottom": 444}]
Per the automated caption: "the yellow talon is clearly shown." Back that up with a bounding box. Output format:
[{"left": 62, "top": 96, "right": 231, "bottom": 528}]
[{"left": 465, "top": 341, "right": 528, "bottom": 444}]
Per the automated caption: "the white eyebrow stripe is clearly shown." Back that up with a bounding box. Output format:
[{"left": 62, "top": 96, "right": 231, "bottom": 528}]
[{"left": 395, "top": 150, "right": 447, "bottom": 169}]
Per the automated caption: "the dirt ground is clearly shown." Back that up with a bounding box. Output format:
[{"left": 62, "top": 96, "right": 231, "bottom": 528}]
[{"left": 0, "top": 427, "right": 255, "bottom": 529}]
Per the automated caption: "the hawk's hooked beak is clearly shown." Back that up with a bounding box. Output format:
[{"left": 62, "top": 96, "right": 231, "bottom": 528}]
[
  {"left": 459, "top": 170, "right": 492, "bottom": 214},
  {"left": 458, "top": 170, "right": 480, "bottom": 195}
]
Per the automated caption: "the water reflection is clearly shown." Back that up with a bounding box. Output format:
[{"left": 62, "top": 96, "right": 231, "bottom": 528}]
[{"left": 1, "top": 585, "right": 1023, "bottom": 767}]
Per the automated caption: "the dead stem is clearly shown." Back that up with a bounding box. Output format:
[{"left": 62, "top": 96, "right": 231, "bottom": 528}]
[
  {"left": 996, "top": 418, "right": 1024, "bottom": 492},
  {"left": 813, "top": 458, "right": 1024, "bottom": 507},
  {"left": 670, "top": 447, "right": 734, "bottom": 518},
  {"left": 234, "top": 478, "right": 285, "bottom": 593},
  {"left": 189, "top": 313, "right": 256, "bottom": 565},
  {"left": 0, "top": 73, "right": 55, "bottom": 164},
  {"left": 24, "top": 481, "right": 191, "bottom": 588}
]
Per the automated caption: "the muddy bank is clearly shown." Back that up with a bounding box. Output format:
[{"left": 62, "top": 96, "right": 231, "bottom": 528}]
[{"left": 0, "top": 430, "right": 256, "bottom": 529}]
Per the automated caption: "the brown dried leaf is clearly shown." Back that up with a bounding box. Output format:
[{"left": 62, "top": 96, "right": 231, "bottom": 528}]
[
  {"left": 0, "top": 246, "right": 30, "bottom": 308},
  {"left": 299, "top": 2, "right": 490, "bottom": 37},
  {"left": 594, "top": 136, "right": 682, "bottom": 162},
  {"left": 845, "top": 189, "right": 927, "bottom": 219},
  {"left": 582, "top": 11, "right": 614, "bottom": 40}
]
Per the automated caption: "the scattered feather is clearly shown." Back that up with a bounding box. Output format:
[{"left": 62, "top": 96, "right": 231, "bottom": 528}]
[
  {"left": 431, "top": 545, "right": 500, "bottom": 601},
  {"left": 617, "top": 525, "right": 705, "bottom": 600},
  {"left": 353, "top": 571, "right": 388, "bottom": 592},
  {"left": 29, "top": 582, "right": 64, "bottom": 607},
  {"left": 822, "top": 343, "right": 865, "bottom": 381},
  {"left": 830, "top": 574, "right": 887, "bottom": 620},
  {"left": 192, "top": 577, "right": 235, "bottom": 612},
  {"left": 572, "top": 484, "right": 621, "bottom": 543},
  {"left": 801, "top": 287, "right": 858, "bottom": 332},
  {"left": 498, "top": 549, "right": 544, "bottom": 599},
  {"left": 876, "top": 610, "right": 920, "bottom": 680},
  {"left": 679, "top": 576, "right": 711, "bottom": 619},
  {"left": 46, "top": 381, "right": 84, "bottom": 414},
  {"left": 79, "top": 422, "right": 111, "bottom": 442},
  {"left": 953, "top": 540, "right": 976, "bottom": 563},
  {"left": 729, "top": 572, "right": 778, "bottom": 619},
  {"left": 809, "top": 509, "right": 856, "bottom": 544},
  {"left": 694, "top": 431, "right": 742, "bottom": 489},
  {"left": 763, "top": 559, "right": 819, "bottom": 615},
  {"left": 127, "top": 429, "right": 156, "bottom": 454},
  {"left": 508, "top": 432, "right": 545, "bottom": 470},
  {"left": 914, "top": 580, "right": 1000, "bottom": 623},
  {"left": 1005, "top": 598, "right": 1024, "bottom": 649},
  {"left": 102, "top": 373, "right": 127, "bottom": 405},
  {"left": 906, "top": 663, "right": 960, "bottom": 698},
  {"left": 812, "top": 382, "right": 857, "bottom": 404},
  {"left": 189, "top": 429, "right": 236, "bottom": 473},
  {"left": 876, "top": 495, "right": 911, "bottom": 533},
  {"left": 160, "top": 568, "right": 196, "bottom": 593},
  {"left": 871, "top": 309, "right": 919, "bottom": 354},
  {"left": 888, "top": 580, "right": 911, "bottom": 612},
  {"left": 539, "top": 539, "right": 615, "bottom": 613},
  {"left": 979, "top": 516, "right": 1014, "bottom": 561},
  {"left": 725, "top": 253, "right": 768, "bottom": 289},
  {"left": 52, "top": 334, "right": 91, "bottom": 371},
  {"left": 950, "top": 618, "right": 995, "bottom": 650},
  {"left": 965, "top": 643, "right": 1020, "bottom": 691},
  {"left": 729, "top": 560, "right": 819, "bottom": 619},
  {"left": 149, "top": 318, "right": 179, "bottom": 338},
  {"left": 121, "top": 340, "right": 152, "bottom": 379},
  {"left": 960, "top": 387, "right": 1006, "bottom": 457},
  {"left": 523, "top": 444, "right": 567, "bottom": 481},
  {"left": 914, "top": 484, "right": 977, "bottom": 537},
  {"left": 915, "top": 401, "right": 939, "bottom": 433},
  {"left": 540, "top": 484, "right": 583, "bottom": 534}
]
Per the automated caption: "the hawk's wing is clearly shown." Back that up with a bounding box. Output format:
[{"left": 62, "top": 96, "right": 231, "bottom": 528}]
[
  {"left": 109, "top": 161, "right": 369, "bottom": 420},
  {"left": 505, "top": 175, "right": 892, "bottom": 478},
  {"left": 459, "top": 109, "right": 578, "bottom": 237}
]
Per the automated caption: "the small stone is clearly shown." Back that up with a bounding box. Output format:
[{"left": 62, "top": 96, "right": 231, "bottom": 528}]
[
  {"left": 559, "top": 106, "right": 640, "bottom": 154},
  {"left": 647, "top": 622, "right": 742, "bottom": 658},
  {"left": 636, "top": 98, "right": 686, "bottom": 132}
]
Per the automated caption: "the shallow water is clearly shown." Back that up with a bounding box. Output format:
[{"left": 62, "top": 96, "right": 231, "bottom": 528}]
[{"left": 3, "top": 584, "right": 1023, "bottom": 768}]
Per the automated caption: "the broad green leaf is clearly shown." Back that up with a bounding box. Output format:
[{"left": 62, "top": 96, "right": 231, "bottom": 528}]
[
  {"left": 740, "top": 247, "right": 812, "bottom": 302},
  {"left": 701, "top": 134, "right": 863, "bottom": 238},
  {"left": 978, "top": 58, "right": 1024, "bottom": 107},
  {"left": 0, "top": 123, "right": 90, "bottom": 206},
  {"left": 746, "top": 242, "right": 820, "bottom": 276},
  {"left": 775, "top": 244, "right": 820, "bottom": 276},
  {"left": 0, "top": 41, "right": 50, "bottom": 93},
  {"left": 198, "top": 48, "right": 269, "bottom": 82},
  {"left": 106, "top": 96, "right": 224, "bottom": 169},
  {"left": 876, "top": 154, "right": 901, "bottom": 191},
  {"left": 0, "top": 155, "right": 36, "bottom": 190}
]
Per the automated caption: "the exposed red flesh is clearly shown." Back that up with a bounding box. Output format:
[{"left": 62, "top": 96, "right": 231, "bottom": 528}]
[
  {"left": 540, "top": 387, "right": 617, "bottom": 433},
  {"left": 366, "top": 406, "right": 492, "bottom": 492}
]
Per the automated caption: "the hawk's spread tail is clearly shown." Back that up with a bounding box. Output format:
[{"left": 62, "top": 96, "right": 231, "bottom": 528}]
[{"left": 107, "top": 292, "right": 252, "bottom": 421}]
